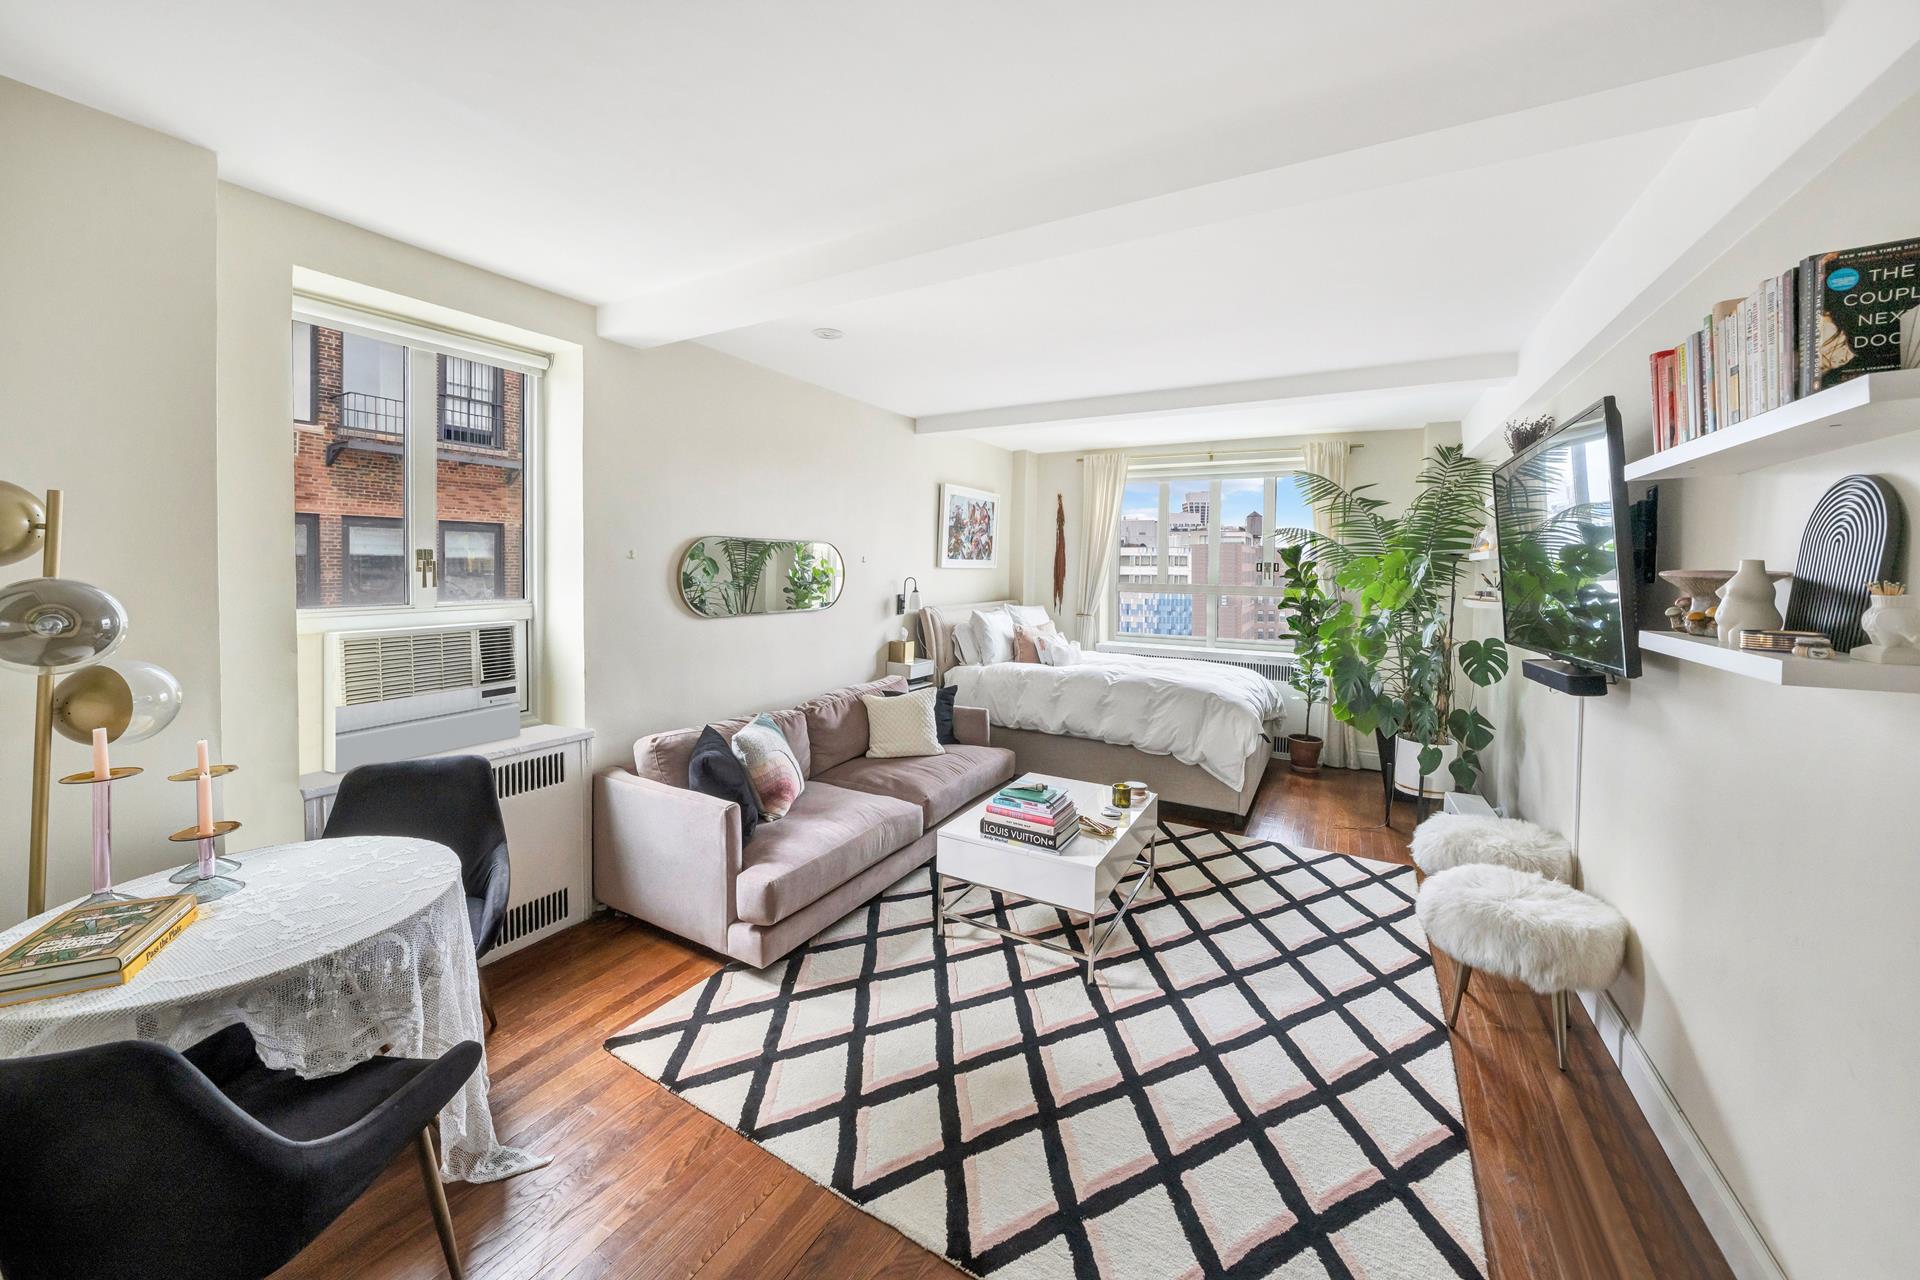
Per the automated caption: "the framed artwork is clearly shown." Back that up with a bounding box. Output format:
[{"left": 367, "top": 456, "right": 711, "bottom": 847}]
[{"left": 938, "top": 483, "right": 1000, "bottom": 569}]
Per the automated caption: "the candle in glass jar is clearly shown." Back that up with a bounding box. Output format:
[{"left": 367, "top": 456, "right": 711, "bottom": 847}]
[
  {"left": 196, "top": 769, "right": 215, "bottom": 837},
  {"left": 92, "top": 727, "right": 111, "bottom": 780}
]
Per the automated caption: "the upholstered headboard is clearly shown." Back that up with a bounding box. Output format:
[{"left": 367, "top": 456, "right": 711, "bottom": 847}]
[{"left": 915, "top": 599, "right": 1018, "bottom": 680}]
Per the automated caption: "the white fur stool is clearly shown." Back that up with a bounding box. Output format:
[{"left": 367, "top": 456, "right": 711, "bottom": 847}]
[
  {"left": 1410, "top": 813, "right": 1573, "bottom": 883},
  {"left": 1415, "top": 864, "right": 1627, "bottom": 1070}
]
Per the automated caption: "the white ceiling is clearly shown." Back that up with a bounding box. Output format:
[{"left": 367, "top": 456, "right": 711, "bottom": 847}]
[{"left": 0, "top": 0, "right": 1829, "bottom": 451}]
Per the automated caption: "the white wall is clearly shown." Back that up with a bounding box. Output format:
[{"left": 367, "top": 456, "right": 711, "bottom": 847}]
[
  {"left": 3, "top": 75, "right": 1014, "bottom": 924},
  {"left": 1467, "top": 89, "right": 1920, "bottom": 1280},
  {"left": 0, "top": 80, "right": 223, "bottom": 911}
]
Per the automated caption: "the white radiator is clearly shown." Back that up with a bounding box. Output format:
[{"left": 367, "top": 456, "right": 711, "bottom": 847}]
[{"left": 299, "top": 725, "right": 595, "bottom": 962}]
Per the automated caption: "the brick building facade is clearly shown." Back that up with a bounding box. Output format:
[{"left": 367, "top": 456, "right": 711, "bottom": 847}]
[{"left": 293, "top": 324, "right": 525, "bottom": 608}]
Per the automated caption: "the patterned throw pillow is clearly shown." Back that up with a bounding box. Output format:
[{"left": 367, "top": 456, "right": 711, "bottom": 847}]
[
  {"left": 861, "top": 688, "right": 945, "bottom": 759},
  {"left": 729, "top": 713, "right": 806, "bottom": 820},
  {"left": 1012, "top": 620, "right": 1057, "bottom": 663}
]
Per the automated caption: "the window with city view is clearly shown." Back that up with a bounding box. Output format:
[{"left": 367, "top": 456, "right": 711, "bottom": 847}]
[
  {"left": 1113, "top": 463, "right": 1312, "bottom": 648},
  {"left": 291, "top": 311, "right": 535, "bottom": 613}
]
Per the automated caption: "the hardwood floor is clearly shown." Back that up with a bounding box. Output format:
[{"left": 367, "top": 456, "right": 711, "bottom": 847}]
[{"left": 275, "top": 766, "right": 1731, "bottom": 1280}]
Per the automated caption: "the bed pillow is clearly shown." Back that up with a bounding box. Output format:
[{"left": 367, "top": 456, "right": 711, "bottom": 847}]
[
  {"left": 1007, "top": 604, "right": 1053, "bottom": 629},
  {"left": 883, "top": 684, "right": 959, "bottom": 744},
  {"left": 969, "top": 607, "right": 1017, "bottom": 665},
  {"left": 861, "top": 688, "right": 945, "bottom": 758},
  {"left": 688, "top": 725, "right": 761, "bottom": 841},
  {"left": 952, "top": 621, "right": 982, "bottom": 667},
  {"left": 729, "top": 712, "right": 806, "bottom": 819}
]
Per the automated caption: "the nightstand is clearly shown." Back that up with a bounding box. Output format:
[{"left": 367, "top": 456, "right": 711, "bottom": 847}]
[{"left": 887, "top": 658, "right": 935, "bottom": 691}]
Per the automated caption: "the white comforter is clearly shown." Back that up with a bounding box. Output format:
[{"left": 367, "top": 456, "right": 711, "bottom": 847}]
[{"left": 946, "top": 653, "right": 1285, "bottom": 790}]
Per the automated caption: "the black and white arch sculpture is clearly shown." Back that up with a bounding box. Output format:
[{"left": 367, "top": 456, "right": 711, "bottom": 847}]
[{"left": 1784, "top": 474, "right": 1907, "bottom": 652}]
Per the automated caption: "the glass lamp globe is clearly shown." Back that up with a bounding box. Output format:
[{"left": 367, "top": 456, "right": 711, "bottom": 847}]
[
  {"left": 0, "top": 577, "right": 128, "bottom": 673},
  {"left": 52, "top": 659, "right": 182, "bottom": 744}
]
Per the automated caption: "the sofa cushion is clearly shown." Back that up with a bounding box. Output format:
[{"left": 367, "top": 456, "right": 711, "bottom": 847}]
[
  {"left": 688, "top": 725, "right": 761, "bottom": 842},
  {"left": 634, "top": 708, "right": 810, "bottom": 788},
  {"left": 735, "top": 781, "right": 923, "bottom": 927},
  {"left": 818, "top": 744, "right": 1017, "bottom": 828},
  {"left": 796, "top": 676, "right": 906, "bottom": 776}
]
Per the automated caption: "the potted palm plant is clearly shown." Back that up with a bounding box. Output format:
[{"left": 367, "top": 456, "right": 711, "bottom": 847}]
[
  {"left": 1275, "top": 543, "right": 1336, "bottom": 774},
  {"left": 1280, "top": 446, "right": 1509, "bottom": 822}
]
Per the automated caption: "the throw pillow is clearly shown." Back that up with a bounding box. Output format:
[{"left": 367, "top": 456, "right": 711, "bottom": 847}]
[
  {"left": 862, "top": 687, "right": 945, "bottom": 758},
  {"left": 969, "top": 607, "right": 1017, "bottom": 665},
  {"left": 1012, "top": 623, "right": 1045, "bottom": 663},
  {"left": 952, "top": 621, "right": 981, "bottom": 667},
  {"left": 883, "top": 684, "right": 958, "bottom": 744},
  {"left": 1037, "top": 632, "right": 1082, "bottom": 666},
  {"left": 730, "top": 712, "right": 806, "bottom": 820},
  {"left": 688, "top": 725, "right": 761, "bottom": 842}
]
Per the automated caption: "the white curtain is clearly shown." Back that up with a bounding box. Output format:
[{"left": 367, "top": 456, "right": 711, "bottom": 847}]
[
  {"left": 1074, "top": 452, "right": 1129, "bottom": 646},
  {"left": 1302, "top": 440, "right": 1359, "bottom": 769}
]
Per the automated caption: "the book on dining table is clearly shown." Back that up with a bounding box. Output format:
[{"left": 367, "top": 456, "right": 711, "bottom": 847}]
[{"left": 0, "top": 894, "right": 197, "bottom": 1007}]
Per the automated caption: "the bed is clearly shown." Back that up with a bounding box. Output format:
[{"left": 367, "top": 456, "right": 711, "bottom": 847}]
[{"left": 914, "top": 600, "right": 1282, "bottom": 819}]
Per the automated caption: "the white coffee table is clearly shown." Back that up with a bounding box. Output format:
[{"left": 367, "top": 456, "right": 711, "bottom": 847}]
[{"left": 935, "top": 773, "right": 1160, "bottom": 983}]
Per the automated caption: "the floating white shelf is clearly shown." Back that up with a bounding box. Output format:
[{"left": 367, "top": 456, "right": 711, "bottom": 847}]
[
  {"left": 1461, "top": 598, "right": 1501, "bottom": 610},
  {"left": 1623, "top": 370, "right": 1920, "bottom": 483},
  {"left": 1638, "top": 629, "right": 1920, "bottom": 693},
  {"left": 1464, "top": 550, "right": 1492, "bottom": 562}
]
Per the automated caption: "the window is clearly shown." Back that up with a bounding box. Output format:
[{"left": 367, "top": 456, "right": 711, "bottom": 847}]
[
  {"left": 293, "top": 301, "right": 540, "bottom": 618},
  {"left": 291, "top": 322, "right": 315, "bottom": 423},
  {"left": 341, "top": 332, "right": 408, "bottom": 436},
  {"left": 439, "top": 356, "right": 503, "bottom": 447},
  {"left": 1112, "top": 461, "right": 1313, "bottom": 648},
  {"left": 438, "top": 521, "right": 506, "bottom": 601},
  {"left": 294, "top": 513, "right": 320, "bottom": 607},
  {"left": 343, "top": 516, "right": 407, "bottom": 606}
]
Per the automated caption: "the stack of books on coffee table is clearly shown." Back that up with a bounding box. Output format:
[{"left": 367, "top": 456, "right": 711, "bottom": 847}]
[{"left": 981, "top": 781, "right": 1079, "bottom": 852}]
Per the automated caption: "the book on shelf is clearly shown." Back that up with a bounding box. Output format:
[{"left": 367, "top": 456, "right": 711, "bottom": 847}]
[
  {"left": 1646, "top": 265, "right": 1807, "bottom": 452},
  {"left": 0, "top": 894, "right": 196, "bottom": 1007},
  {"left": 979, "top": 818, "right": 1078, "bottom": 852},
  {"left": 1798, "top": 236, "right": 1920, "bottom": 394}
]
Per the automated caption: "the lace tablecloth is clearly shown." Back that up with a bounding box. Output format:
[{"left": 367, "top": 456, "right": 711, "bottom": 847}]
[{"left": 0, "top": 836, "right": 545, "bottom": 1183}]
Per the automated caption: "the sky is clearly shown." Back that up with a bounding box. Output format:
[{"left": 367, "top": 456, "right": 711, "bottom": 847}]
[{"left": 1123, "top": 476, "right": 1313, "bottom": 534}]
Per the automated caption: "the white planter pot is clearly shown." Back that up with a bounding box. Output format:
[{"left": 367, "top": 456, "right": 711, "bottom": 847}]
[{"left": 1393, "top": 736, "right": 1458, "bottom": 797}]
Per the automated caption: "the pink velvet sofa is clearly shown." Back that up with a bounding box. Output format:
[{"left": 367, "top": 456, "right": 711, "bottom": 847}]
[{"left": 593, "top": 676, "right": 1017, "bottom": 968}]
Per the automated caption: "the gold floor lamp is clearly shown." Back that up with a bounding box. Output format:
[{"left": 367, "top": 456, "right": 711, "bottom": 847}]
[{"left": 0, "top": 481, "right": 181, "bottom": 919}]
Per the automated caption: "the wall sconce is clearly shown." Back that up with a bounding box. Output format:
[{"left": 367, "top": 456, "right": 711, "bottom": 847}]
[{"left": 895, "top": 576, "right": 921, "bottom": 616}]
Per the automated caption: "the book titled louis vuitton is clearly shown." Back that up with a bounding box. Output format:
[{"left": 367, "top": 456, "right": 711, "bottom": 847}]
[
  {"left": 1798, "top": 236, "right": 1920, "bottom": 393},
  {"left": 0, "top": 894, "right": 196, "bottom": 1007}
]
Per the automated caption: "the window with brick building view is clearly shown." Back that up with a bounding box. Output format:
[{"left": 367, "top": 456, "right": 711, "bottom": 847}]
[
  {"left": 1115, "top": 467, "right": 1311, "bottom": 648},
  {"left": 291, "top": 318, "right": 529, "bottom": 611}
]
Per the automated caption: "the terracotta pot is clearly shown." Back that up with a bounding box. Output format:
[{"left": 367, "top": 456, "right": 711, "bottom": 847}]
[{"left": 1286, "top": 733, "right": 1324, "bottom": 775}]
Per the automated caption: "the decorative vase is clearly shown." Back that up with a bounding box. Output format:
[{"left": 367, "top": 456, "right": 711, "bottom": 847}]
[
  {"left": 1854, "top": 594, "right": 1920, "bottom": 664},
  {"left": 1715, "top": 560, "right": 1785, "bottom": 648},
  {"left": 1286, "top": 733, "right": 1324, "bottom": 775},
  {"left": 1393, "top": 736, "right": 1458, "bottom": 798}
]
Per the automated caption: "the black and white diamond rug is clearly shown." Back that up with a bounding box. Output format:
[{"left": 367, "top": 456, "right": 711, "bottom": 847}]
[{"left": 606, "top": 823, "right": 1486, "bottom": 1279}]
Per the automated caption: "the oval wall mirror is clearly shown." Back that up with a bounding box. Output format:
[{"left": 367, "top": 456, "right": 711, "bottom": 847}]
[{"left": 678, "top": 537, "right": 846, "bottom": 618}]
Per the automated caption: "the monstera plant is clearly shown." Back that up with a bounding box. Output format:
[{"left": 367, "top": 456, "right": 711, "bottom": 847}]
[{"left": 1279, "top": 445, "right": 1510, "bottom": 821}]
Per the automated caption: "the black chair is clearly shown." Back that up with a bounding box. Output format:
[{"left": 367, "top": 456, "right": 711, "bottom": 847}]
[
  {"left": 323, "top": 756, "right": 511, "bottom": 1031},
  {"left": 0, "top": 1023, "right": 481, "bottom": 1280}
]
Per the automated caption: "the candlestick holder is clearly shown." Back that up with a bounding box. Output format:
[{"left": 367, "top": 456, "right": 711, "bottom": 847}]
[
  {"left": 166, "top": 759, "right": 243, "bottom": 900},
  {"left": 165, "top": 763, "right": 241, "bottom": 877},
  {"left": 56, "top": 765, "right": 141, "bottom": 905},
  {"left": 167, "top": 821, "right": 244, "bottom": 901}
]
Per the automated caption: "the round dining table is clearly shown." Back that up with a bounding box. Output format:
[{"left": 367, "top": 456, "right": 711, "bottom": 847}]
[{"left": 0, "top": 835, "right": 544, "bottom": 1183}]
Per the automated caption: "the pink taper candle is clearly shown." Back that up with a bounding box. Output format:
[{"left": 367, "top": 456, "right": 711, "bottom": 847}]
[
  {"left": 196, "top": 768, "right": 215, "bottom": 837},
  {"left": 91, "top": 727, "right": 111, "bottom": 780},
  {"left": 196, "top": 739, "right": 211, "bottom": 774}
]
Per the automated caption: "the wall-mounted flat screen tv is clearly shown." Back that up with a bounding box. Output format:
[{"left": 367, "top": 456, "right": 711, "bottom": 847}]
[{"left": 1490, "top": 395, "right": 1641, "bottom": 678}]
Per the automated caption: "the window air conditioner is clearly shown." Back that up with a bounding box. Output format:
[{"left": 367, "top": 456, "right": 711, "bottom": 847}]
[{"left": 322, "top": 622, "right": 524, "bottom": 773}]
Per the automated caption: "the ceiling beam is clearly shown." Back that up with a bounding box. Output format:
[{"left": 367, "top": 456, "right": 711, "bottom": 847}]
[
  {"left": 598, "top": 45, "right": 1807, "bottom": 349},
  {"left": 913, "top": 353, "right": 1517, "bottom": 435}
]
